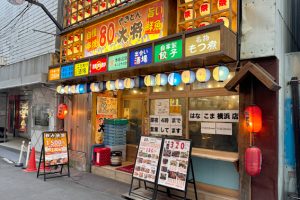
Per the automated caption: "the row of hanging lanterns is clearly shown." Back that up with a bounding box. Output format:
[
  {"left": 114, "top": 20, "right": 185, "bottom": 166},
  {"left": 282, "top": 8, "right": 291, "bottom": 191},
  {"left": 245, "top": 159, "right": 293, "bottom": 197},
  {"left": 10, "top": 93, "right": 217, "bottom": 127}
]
[{"left": 56, "top": 66, "right": 230, "bottom": 94}]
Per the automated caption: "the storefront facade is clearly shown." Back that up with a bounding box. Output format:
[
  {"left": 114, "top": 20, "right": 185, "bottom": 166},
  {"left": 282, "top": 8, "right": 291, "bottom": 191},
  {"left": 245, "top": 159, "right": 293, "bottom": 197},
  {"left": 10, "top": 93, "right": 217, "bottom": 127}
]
[{"left": 49, "top": 0, "right": 282, "bottom": 199}]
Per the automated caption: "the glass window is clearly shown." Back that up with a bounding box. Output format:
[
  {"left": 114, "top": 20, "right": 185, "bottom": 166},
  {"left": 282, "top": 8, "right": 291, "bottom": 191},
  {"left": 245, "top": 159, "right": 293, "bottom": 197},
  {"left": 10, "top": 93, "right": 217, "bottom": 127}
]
[{"left": 189, "top": 96, "right": 239, "bottom": 152}]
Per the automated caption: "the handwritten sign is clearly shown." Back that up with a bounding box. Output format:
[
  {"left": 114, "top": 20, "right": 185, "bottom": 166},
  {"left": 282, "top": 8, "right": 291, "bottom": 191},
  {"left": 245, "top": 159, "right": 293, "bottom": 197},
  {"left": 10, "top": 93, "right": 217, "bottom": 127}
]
[
  {"left": 74, "top": 61, "right": 89, "bottom": 76},
  {"left": 185, "top": 30, "right": 221, "bottom": 57},
  {"left": 130, "top": 46, "right": 152, "bottom": 67},
  {"left": 154, "top": 39, "right": 183, "bottom": 63},
  {"left": 48, "top": 67, "right": 60, "bottom": 81},
  {"left": 84, "top": 1, "right": 164, "bottom": 57},
  {"left": 60, "top": 64, "right": 74, "bottom": 79},
  {"left": 108, "top": 53, "right": 128, "bottom": 71},
  {"left": 189, "top": 110, "right": 239, "bottom": 122},
  {"left": 90, "top": 57, "right": 107, "bottom": 74}
]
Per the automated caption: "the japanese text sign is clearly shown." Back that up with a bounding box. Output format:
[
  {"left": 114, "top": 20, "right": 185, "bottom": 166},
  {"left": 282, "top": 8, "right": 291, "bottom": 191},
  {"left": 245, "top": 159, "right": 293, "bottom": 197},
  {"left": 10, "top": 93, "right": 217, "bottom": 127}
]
[
  {"left": 154, "top": 39, "right": 183, "bottom": 63},
  {"left": 185, "top": 30, "right": 221, "bottom": 57},
  {"left": 133, "top": 136, "right": 162, "bottom": 183},
  {"left": 48, "top": 67, "right": 60, "bottom": 81},
  {"left": 90, "top": 57, "right": 107, "bottom": 74},
  {"left": 43, "top": 131, "right": 68, "bottom": 166},
  {"left": 189, "top": 110, "right": 239, "bottom": 122},
  {"left": 108, "top": 53, "right": 128, "bottom": 71},
  {"left": 74, "top": 61, "right": 89, "bottom": 76},
  {"left": 60, "top": 64, "right": 74, "bottom": 79},
  {"left": 84, "top": 1, "right": 165, "bottom": 57},
  {"left": 150, "top": 115, "right": 183, "bottom": 136},
  {"left": 130, "top": 46, "right": 152, "bottom": 67}
]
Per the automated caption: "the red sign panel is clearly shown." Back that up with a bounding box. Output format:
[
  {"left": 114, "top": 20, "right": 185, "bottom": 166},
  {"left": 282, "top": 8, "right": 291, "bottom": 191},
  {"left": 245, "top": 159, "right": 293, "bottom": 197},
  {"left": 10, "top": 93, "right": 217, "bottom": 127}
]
[{"left": 90, "top": 57, "right": 107, "bottom": 74}]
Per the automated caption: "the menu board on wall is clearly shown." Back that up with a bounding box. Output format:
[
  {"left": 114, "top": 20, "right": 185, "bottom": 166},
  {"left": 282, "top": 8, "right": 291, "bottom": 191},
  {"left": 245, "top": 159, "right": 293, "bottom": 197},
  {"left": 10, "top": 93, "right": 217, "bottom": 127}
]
[
  {"left": 158, "top": 139, "right": 191, "bottom": 191},
  {"left": 133, "top": 136, "right": 163, "bottom": 183}
]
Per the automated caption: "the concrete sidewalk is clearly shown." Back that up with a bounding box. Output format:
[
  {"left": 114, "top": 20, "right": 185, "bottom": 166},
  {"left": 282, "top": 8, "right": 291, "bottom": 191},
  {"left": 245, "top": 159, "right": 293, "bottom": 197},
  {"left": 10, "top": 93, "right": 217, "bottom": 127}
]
[{"left": 0, "top": 154, "right": 130, "bottom": 200}]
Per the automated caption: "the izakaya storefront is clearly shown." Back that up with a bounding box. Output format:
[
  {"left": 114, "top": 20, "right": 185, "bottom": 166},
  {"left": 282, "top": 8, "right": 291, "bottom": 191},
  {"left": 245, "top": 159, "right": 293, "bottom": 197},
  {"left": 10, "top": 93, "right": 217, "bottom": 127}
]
[{"left": 49, "top": 0, "right": 280, "bottom": 199}]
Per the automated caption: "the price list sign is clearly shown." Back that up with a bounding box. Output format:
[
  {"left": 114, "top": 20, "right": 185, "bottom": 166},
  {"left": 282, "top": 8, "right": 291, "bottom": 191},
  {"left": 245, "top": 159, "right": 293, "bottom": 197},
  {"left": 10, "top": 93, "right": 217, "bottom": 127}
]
[
  {"left": 133, "top": 136, "right": 163, "bottom": 183},
  {"left": 158, "top": 139, "right": 191, "bottom": 191}
]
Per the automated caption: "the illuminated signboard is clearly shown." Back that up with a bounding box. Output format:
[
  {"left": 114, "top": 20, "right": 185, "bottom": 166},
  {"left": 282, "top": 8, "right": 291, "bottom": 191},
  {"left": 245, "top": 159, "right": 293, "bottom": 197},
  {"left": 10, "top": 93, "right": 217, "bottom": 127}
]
[
  {"left": 60, "top": 64, "right": 74, "bottom": 79},
  {"left": 84, "top": 0, "right": 165, "bottom": 57},
  {"left": 185, "top": 30, "right": 221, "bottom": 57},
  {"left": 90, "top": 57, "right": 107, "bottom": 74},
  {"left": 48, "top": 67, "right": 60, "bottom": 81},
  {"left": 74, "top": 61, "right": 89, "bottom": 76},
  {"left": 154, "top": 39, "right": 183, "bottom": 63},
  {"left": 130, "top": 46, "right": 152, "bottom": 67},
  {"left": 108, "top": 53, "right": 128, "bottom": 71}
]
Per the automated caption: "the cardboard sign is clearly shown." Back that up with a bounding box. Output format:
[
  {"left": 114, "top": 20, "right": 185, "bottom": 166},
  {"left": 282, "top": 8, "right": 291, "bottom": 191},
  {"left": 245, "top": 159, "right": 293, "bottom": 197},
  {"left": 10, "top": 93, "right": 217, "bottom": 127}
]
[
  {"left": 158, "top": 139, "right": 191, "bottom": 191},
  {"left": 43, "top": 132, "right": 68, "bottom": 166},
  {"left": 133, "top": 136, "right": 163, "bottom": 183}
]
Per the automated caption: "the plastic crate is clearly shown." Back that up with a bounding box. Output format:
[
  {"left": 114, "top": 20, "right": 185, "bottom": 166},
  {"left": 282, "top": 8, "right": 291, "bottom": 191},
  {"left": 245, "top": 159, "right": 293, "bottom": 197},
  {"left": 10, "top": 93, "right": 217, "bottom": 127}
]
[
  {"left": 93, "top": 147, "right": 111, "bottom": 166},
  {"left": 104, "top": 119, "right": 128, "bottom": 125}
]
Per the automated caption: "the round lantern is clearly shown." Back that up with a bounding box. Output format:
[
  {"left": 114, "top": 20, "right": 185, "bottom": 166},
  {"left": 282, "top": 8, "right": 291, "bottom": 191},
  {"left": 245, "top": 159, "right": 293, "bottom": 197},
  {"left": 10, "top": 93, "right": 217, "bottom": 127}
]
[
  {"left": 124, "top": 78, "right": 135, "bottom": 89},
  {"left": 196, "top": 68, "right": 211, "bottom": 82},
  {"left": 200, "top": 1, "right": 210, "bottom": 16},
  {"left": 198, "top": 21, "right": 210, "bottom": 27},
  {"left": 134, "top": 76, "right": 145, "bottom": 88},
  {"left": 90, "top": 82, "right": 100, "bottom": 92},
  {"left": 216, "top": 16, "right": 229, "bottom": 28},
  {"left": 56, "top": 85, "right": 64, "bottom": 94},
  {"left": 217, "top": 0, "right": 230, "bottom": 11},
  {"left": 213, "top": 66, "right": 230, "bottom": 82},
  {"left": 106, "top": 81, "right": 115, "bottom": 90},
  {"left": 186, "top": 25, "right": 194, "bottom": 31},
  {"left": 245, "top": 146, "right": 262, "bottom": 176},
  {"left": 115, "top": 79, "right": 125, "bottom": 90},
  {"left": 181, "top": 70, "right": 196, "bottom": 84},
  {"left": 184, "top": 8, "right": 193, "bottom": 21},
  {"left": 57, "top": 103, "right": 68, "bottom": 120},
  {"left": 244, "top": 105, "right": 262, "bottom": 133},
  {"left": 144, "top": 75, "right": 156, "bottom": 87},
  {"left": 168, "top": 72, "right": 182, "bottom": 86},
  {"left": 64, "top": 85, "right": 71, "bottom": 94},
  {"left": 70, "top": 85, "right": 77, "bottom": 94},
  {"left": 155, "top": 74, "right": 168, "bottom": 86},
  {"left": 76, "top": 84, "right": 87, "bottom": 94}
]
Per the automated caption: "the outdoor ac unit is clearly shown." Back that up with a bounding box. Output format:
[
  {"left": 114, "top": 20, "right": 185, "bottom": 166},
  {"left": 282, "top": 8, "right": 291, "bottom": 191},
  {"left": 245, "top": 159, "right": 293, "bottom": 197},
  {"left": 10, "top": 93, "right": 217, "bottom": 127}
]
[{"left": 0, "top": 57, "right": 7, "bottom": 66}]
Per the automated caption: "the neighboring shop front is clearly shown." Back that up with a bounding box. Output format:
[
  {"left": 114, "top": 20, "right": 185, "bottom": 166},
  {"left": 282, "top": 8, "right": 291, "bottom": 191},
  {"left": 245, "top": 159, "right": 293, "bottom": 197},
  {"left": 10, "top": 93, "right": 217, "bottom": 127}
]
[{"left": 49, "top": 0, "right": 280, "bottom": 199}]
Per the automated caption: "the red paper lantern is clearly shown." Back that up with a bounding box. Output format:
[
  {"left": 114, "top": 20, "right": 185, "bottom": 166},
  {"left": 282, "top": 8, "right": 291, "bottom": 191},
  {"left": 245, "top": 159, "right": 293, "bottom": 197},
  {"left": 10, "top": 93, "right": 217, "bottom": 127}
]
[
  {"left": 57, "top": 104, "right": 68, "bottom": 120},
  {"left": 244, "top": 105, "right": 262, "bottom": 133},
  {"left": 245, "top": 146, "right": 262, "bottom": 176}
]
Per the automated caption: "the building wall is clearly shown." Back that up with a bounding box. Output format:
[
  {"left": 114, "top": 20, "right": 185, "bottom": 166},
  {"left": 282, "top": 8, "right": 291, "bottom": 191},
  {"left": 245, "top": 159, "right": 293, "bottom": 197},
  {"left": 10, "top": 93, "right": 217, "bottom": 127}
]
[{"left": 0, "top": 0, "right": 58, "bottom": 65}]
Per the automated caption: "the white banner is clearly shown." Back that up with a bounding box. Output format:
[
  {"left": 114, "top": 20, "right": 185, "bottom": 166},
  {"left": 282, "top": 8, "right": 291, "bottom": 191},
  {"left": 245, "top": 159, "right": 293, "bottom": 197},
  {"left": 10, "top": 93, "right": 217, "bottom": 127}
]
[{"left": 189, "top": 110, "right": 239, "bottom": 122}]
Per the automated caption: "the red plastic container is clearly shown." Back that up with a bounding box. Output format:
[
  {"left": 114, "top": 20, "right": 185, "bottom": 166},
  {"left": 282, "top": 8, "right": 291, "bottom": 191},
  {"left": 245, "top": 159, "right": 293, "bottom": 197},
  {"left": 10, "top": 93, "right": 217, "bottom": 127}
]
[{"left": 93, "top": 147, "right": 111, "bottom": 166}]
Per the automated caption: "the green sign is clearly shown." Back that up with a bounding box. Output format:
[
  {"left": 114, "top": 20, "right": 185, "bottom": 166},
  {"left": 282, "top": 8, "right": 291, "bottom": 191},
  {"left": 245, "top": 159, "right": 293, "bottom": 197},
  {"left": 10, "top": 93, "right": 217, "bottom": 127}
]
[
  {"left": 108, "top": 53, "right": 128, "bottom": 71},
  {"left": 154, "top": 39, "right": 183, "bottom": 63}
]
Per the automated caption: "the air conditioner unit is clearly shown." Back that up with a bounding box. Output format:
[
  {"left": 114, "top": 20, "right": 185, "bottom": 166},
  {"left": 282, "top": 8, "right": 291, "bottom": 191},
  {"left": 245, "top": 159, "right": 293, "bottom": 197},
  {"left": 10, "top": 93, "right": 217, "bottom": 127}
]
[{"left": 0, "top": 57, "right": 7, "bottom": 66}]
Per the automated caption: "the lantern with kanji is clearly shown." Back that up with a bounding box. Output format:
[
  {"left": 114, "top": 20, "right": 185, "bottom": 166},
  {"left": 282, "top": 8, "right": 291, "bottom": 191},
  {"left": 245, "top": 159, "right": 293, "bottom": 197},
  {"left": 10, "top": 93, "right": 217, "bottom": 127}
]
[
  {"left": 244, "top": 105, "right": 262, "bottom": 133},
  {"left": 216, "top": 16, "right": 230, "bottom": 28},
  {"left": 57, "top": 103, "right": 68, "bottom": 120},
  {"left": 245, "top": 146, "right": 262, "bottom": 176},
  {"left": 200, "top": 1, "right": 210, "bottom": 16},
  {"left": 198, "top": 21, "right": 210, "bottom": 27},
  {"left": 218, "top": 0, "right": 230, "bottom": 11},
  {"left": 184, "top": 7, "right": 193, "bottom": 21}
]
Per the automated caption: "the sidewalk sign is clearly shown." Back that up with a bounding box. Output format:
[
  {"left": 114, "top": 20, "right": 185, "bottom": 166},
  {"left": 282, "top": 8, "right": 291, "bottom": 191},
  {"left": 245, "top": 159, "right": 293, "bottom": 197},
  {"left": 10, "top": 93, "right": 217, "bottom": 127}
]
[{"left": 37, "top": 131, "right": 70, "bottom": 181}]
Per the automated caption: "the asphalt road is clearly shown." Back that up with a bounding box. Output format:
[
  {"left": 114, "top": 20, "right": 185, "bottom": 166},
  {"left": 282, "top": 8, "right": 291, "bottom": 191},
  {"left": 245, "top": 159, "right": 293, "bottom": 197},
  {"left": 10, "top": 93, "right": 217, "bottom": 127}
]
[{"left": 0, "top": 152, "right": 129, "bottom": 200}]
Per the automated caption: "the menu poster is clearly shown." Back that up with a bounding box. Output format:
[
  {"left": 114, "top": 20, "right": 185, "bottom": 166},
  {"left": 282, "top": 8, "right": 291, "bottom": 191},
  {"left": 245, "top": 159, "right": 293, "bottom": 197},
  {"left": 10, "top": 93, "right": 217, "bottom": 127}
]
[
  {"left": 133, "top": 136, "right": 163, "bottom": 183},
  {"left": 158, "top": 139, "right": 191, "bottom": 191}
]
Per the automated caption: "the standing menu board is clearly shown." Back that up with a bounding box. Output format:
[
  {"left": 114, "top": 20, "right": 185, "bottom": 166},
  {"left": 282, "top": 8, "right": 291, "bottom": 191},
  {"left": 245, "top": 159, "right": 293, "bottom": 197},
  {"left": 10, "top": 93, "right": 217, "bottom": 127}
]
[
  {"left": 133, "top": 136, "right": 163, "bottom": 183},
  {"left": 157, "top": 139, "right": 191, "bottom": 191},
  {"left": 43, "top": 131, "right": 68, "bottom": 166}
]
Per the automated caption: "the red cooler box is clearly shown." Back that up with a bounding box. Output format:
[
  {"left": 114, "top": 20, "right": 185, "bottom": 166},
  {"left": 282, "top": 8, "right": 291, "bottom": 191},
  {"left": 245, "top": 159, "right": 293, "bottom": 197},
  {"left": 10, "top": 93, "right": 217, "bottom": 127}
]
[{"left": 93, "top": 147, "right": 111, "bottom": 166}]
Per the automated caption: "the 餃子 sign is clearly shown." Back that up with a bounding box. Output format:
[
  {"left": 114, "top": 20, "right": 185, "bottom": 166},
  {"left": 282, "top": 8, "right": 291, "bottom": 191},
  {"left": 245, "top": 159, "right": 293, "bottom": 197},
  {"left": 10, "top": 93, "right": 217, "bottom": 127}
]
[{"left": 43, "top": 131, "right": 69, "bottom": 166}]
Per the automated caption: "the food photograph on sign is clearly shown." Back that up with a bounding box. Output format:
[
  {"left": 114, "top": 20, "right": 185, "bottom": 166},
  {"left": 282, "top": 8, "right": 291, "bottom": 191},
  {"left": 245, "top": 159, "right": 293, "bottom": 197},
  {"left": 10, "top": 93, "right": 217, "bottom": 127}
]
[
  {"left": 133, "top": 136, "right": 163, "bottom": 183},
  {"left": 44, "top": 132, "right": 68, "bottom": 166},
  {"left": 158, "top": 139, "right": 191, "bottom": 191}
]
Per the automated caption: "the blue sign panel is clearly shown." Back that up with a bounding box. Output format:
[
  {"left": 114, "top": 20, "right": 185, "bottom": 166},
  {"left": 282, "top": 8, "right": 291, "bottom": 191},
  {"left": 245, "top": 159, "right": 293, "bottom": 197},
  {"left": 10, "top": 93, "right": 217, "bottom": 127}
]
[
  {"left": 130, "top": 46, "right": 152, "bottom": 67},
  {"left": 61, "top": 64, "right": 74, "bottom": 79}
]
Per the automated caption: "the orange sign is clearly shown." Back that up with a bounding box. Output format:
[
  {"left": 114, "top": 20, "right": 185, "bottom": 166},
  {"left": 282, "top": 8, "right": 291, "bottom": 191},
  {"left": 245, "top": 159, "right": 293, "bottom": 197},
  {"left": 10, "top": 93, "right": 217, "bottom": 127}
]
[
  {"left": 84, "top": 0, "right": 165, "bottom": 57},
  {"left": 48, "top": 67, "right": 60, "bottom": 81}
]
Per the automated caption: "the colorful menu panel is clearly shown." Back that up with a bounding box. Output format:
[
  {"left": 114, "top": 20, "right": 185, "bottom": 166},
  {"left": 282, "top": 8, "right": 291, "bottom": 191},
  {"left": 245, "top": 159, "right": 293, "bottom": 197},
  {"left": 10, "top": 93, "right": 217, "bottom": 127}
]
[
  {"left": 90, "top": 57, "right": 107, "bottom": 74},
  {"left": 158, "top": 139, "right": 191, "bottom": 191},
  {"left": 74, "top": 61, "right": 89, "bottom": 76},
  {"left": 154, "top": 39, "right": 183, "bottom": 63},
  {"left": 133, "top": 136, "right": 163, "bottom": 183},
  {"left": 108, "top": 53, "right": 128, "bottom": 71},
  {"left": 130, "top": 46, "right": 152, "bottom": 67},
  {"left": 60, "top": 64, "right": 74, "bottom": 79},
  {"left": 43, "top": 131, "right": 68, "bottom": 166}
]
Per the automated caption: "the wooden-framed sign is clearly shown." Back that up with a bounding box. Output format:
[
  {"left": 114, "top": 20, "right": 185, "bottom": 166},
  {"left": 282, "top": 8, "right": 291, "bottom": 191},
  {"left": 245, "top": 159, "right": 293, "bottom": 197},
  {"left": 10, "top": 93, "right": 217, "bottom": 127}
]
[{"left": 157, "top": 139, "right": 192, "bottom": 191}]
